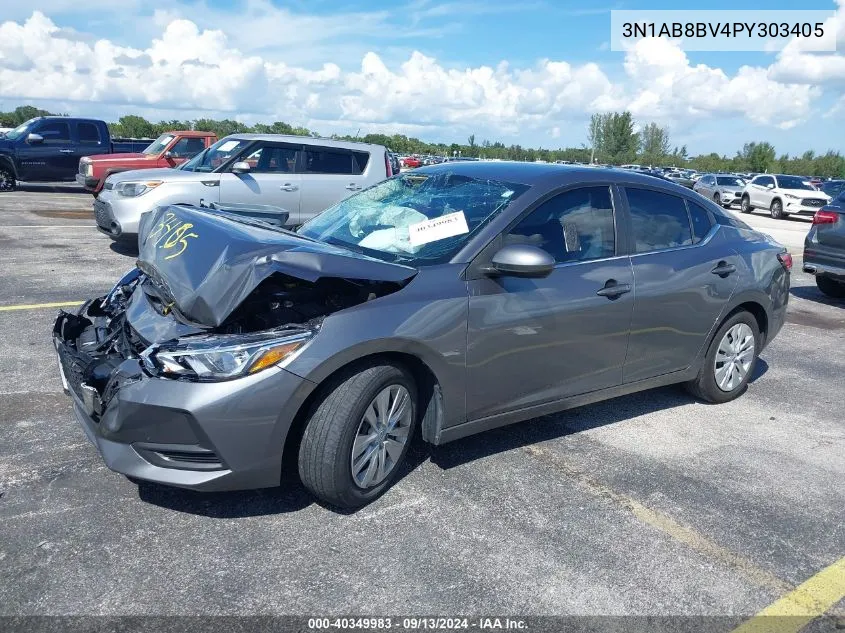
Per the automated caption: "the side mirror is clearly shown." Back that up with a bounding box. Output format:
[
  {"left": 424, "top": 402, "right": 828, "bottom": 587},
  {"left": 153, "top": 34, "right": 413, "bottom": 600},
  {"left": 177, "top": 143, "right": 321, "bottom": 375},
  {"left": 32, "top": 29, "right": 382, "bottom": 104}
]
[
  {"left": 164, "top": 151, "right": 173, "bottom": 159},
  {"left": 487, "top": 244, "right": 555, "bottom": 278},
  {"left": 231, "top": 161, "right": 251, "bottom": 174},
  {"left": 766, "top": 183, "right": 775, "bottom": 189},
  {"left": 26, "top": 133, "right": 44, "bottom": 144}
]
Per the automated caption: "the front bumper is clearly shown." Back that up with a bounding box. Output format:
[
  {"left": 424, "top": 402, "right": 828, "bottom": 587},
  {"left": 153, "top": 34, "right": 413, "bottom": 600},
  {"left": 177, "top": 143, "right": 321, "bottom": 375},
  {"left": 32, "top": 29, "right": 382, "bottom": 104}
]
[
  {"left": 784, "top": 200, "right": 828, "bottom": 216},
  {"left": 75, "top": 173, "right": 100, "bottom": 192},
  {"left": 53, "top": 308, "right": 315, "bottom": 491},
  {"left": 93, "top": 192, "right": 152, "bottom": 238}
]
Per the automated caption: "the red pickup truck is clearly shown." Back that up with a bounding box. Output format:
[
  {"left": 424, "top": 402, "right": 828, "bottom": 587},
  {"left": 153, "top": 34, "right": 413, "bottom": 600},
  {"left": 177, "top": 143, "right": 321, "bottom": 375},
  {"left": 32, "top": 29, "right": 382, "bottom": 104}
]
[{"left": 77, "top": 130, "right": 217, "bottom": 194}]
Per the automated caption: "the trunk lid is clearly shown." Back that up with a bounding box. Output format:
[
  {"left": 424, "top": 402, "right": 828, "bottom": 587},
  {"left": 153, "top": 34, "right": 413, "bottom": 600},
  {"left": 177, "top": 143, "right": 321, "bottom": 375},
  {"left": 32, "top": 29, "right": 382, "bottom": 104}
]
[{"left": 136, "top": 205, "right": 418, "bottom": 327}]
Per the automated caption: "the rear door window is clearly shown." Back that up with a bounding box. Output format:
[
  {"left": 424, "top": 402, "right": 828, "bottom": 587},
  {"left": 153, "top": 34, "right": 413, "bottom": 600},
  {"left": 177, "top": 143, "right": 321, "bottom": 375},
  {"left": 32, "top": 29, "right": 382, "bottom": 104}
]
[
  {"left": 77, "top": 122, "right": 102, "bottom": 145},
  {"left": 625, "top": 187, "right": 693, "bottom": 253},
  {"left": 352, "top": 151, "right": 370, "bottom": 175},
  {"left": 303, "top": 147, "right": 353, "bottom": 174}
]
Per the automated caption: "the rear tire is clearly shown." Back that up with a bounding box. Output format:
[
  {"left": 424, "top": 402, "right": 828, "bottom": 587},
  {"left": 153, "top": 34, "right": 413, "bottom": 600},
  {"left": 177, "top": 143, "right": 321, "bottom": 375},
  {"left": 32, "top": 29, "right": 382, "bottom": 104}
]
[
  {"left": 685, "top": 310, "right": 760, "bottom": 404},
  {"left": 298, "top": 362, "right": 417, "bottom": 509},
  {"left": 740, "top": 195, "right": 752, "bottom": 214},
  {"left": 816, "top": 276, "right": 845, "bottom": 299},
  {"left": 0, "top": 164, "right": 15, "bottom": 192}
]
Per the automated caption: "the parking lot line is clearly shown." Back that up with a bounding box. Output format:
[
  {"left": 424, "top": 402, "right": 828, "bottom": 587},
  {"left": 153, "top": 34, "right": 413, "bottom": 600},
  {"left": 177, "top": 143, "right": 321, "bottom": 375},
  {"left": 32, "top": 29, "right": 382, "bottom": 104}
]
[
  {"left": 0, "top": 300, "right": 83, "bottom": 312},
  {"left": 730, "top": 557, "right": 845, "bottom": 633},
  {"left": 522, "top": 444, "right": 793, "bottom": 594}
]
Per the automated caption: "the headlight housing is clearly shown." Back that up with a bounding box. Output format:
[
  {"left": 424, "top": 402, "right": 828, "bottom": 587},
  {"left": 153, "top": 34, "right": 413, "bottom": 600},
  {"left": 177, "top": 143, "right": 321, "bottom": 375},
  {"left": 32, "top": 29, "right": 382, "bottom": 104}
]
[
  {"left": 85, "top": 162, "right": 94, "bottom": 177},
  {"left": 143, "top": 330, "right": 313, "bottom": 381},
  {"left": 784, "top": 193, "right": 800, "bottom": 200},
  {"left": 114, "top": 180, "right": 163, "bottom": 197}
]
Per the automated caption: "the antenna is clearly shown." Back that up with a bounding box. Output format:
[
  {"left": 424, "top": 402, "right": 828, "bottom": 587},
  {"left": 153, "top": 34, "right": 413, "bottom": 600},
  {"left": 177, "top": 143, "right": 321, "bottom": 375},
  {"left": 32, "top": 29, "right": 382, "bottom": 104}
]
[{"left": 354, "top": 128, "right": 360, "bottom": 140}]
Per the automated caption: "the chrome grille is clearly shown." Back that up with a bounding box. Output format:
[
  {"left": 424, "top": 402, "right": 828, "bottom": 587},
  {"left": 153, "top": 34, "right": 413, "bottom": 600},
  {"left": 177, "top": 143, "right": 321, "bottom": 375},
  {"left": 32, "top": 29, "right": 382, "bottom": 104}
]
[{"left": 802, "top": 198, "right": 825, "bottom": 208}]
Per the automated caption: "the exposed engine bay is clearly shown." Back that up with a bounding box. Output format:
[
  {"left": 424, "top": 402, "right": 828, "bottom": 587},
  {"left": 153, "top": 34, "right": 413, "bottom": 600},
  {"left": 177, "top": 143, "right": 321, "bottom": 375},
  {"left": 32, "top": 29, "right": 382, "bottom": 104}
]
[
  {"left": 54, "top": 269, "right": 403, "bottom": 416},
  {"left": 218, "top": 274, "right": 400, "bottom": 334}
]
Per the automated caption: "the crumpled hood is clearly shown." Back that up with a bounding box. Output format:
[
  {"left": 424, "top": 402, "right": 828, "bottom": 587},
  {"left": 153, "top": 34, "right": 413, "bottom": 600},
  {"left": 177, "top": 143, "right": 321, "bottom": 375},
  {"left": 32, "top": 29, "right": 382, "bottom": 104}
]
[{"left": 136, "top": 205, "right": 418, "bottom": 327}]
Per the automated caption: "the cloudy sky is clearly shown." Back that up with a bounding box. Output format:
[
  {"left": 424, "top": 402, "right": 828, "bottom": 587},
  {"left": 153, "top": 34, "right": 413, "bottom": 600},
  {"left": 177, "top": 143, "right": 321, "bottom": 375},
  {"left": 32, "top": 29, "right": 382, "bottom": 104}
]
[{"left": 1, "top": 0, "right": 843, "bottom": 156}]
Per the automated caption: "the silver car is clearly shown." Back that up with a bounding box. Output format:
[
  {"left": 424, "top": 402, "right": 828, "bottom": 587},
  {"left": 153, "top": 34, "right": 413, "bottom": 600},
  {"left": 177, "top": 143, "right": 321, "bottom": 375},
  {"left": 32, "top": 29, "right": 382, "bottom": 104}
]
[
  {"left": 694, "top": 174, "right": 746, "bottom": 208},
  {"left": 93, "top": 134, "right": 393, "bottom": 239}
]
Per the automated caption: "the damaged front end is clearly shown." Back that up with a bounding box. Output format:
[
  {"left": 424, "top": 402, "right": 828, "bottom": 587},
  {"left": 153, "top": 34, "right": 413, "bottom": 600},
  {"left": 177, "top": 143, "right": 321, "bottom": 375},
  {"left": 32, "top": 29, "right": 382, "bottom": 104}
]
[{"left": 51, "top": 204, "right": 417, "bottom": 489}]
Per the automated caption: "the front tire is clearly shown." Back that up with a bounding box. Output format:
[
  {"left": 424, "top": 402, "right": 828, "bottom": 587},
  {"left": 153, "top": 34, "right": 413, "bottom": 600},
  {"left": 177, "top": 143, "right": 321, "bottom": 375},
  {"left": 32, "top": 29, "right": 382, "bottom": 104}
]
[
  {"left": 816, "top": 276, "right": 845, "bottom": 299},
  {"left": 0, "top": 164, "right": 15, "bottom": 192},
  {"left": 713, "top": 193, "right": 721, "bottom": 207},
  {"left": 740, "top": 195, "right": 752, "bottom": 214},
  {"left": 770, "top": 199, "right": 787, "bottom": 220},
  {"left": 685, "top": 311, "right": 760, "bottom": 404},
  {"left": 298, "top": 362, "right": 417, "bottom": 509}
]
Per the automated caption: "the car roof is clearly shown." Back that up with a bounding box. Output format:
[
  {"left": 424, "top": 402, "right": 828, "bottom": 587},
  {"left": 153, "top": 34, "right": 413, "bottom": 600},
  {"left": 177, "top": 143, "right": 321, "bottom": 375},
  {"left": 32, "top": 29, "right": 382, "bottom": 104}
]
[
  {"left": 168, "top": 130, "right": 216, "bottom": 137},
  {"left": 221, "top": 133, "right": 386, "bottom": 152},
  {"left": 411, "top": 161, "right": 698, "bottom": 192}
]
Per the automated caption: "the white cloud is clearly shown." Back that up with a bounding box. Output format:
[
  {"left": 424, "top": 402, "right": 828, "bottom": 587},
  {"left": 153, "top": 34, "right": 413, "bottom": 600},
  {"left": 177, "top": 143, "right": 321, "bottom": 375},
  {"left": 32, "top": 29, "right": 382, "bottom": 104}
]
[
  {"left": 0, "top": 9, "right": 832, "bottom": 144},
  {"left": 622, "top": 37, "right": 817, "bottom": 129},
  {"left": 768, "top": 0, "right": 845, "bottom": 85}
]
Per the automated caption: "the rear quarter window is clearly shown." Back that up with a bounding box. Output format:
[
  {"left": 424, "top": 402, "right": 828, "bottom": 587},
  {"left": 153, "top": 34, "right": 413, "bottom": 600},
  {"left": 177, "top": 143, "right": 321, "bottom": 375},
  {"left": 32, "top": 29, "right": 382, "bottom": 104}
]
[{"left": 352, "top": 151, "right": 370, "bottom": 175}]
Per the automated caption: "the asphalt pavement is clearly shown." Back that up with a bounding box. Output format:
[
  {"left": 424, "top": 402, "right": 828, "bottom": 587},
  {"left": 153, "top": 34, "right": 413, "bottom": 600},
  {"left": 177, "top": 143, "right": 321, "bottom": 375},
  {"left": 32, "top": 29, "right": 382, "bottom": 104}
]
[{"left": 0, "top": 186, "right": 842, "bottom": 627}]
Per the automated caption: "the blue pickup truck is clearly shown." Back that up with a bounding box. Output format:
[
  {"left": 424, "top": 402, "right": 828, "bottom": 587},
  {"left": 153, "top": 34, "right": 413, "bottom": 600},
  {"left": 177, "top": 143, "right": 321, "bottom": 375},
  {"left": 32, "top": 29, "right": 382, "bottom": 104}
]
[{"left": 0, "top": 117, "right": 153, "bottom": 191}]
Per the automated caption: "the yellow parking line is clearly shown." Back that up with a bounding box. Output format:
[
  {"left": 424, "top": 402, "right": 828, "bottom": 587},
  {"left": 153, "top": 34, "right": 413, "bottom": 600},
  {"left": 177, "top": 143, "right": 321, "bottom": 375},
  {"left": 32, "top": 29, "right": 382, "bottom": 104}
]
[
  {"left": 0, "top": 301, "right": 83, "bottom": 312},
  {"left": 731, "top": 557, "right": 845, "bottom": 633}
]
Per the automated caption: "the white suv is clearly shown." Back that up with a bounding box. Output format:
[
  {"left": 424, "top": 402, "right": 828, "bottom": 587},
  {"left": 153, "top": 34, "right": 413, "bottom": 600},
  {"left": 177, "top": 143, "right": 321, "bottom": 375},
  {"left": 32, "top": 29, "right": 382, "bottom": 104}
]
[
  {"left": 740, "top": 174, "right": 830, "bottom": 220},
  {"left": 93, "top": 134, "right": 393, "bottom": 239}
]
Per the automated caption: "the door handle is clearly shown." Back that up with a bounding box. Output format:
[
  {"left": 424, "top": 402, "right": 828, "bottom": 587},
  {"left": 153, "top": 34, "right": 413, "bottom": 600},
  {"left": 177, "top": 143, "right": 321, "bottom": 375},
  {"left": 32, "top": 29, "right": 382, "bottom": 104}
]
[
  {"left": 711, "top": 262, "right": 737, "bottom": 277},
  {"left": 596, "top": 280, "right": 632, "bottom": 299},
  {"left": 59, "top": 149, "right": 75, "bottom": 154},
  {"left": 345, "top": 183, "right": 362, "bottom": 191},
  {"left": 280, "top": 184, "right": 298, "bottom": 192}
]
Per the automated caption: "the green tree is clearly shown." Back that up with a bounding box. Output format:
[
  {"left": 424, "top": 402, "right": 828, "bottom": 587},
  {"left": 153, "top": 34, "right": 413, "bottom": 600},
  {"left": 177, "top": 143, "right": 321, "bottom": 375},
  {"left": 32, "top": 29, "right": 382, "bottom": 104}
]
[
  {"left": 737, "top": 142, "right": 776, "bottom": 173},
  {"left": 639, "top": 122, "right": 671, "bottom": 167},
  {"left": 111, "top": 115, "right": 157, "bottom": 138}
]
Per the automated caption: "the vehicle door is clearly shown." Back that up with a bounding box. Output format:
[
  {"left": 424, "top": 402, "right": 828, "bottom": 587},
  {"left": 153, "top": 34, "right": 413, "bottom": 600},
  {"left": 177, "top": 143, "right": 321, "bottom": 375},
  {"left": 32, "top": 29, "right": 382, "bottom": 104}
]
[
  {"left": 299, "top": 146, "right": 369, "bottom": 223},
  {"left": 16, "top": 119, "right": 76, "bottom": 181},
  {"left": 466, "top": 185, "right": 634, "bottom": 421},
  {"left": 218, "top": 141, "right": 302, "bottom": 225},
  {"left": 621, "top": 188, "right": 740, "bottom": 383},
  {"left": 751, "top": 175, "right": 774, "bottom": 207},
  {"left": 74, "top": 121, "right": 108, "bottom": 162}
]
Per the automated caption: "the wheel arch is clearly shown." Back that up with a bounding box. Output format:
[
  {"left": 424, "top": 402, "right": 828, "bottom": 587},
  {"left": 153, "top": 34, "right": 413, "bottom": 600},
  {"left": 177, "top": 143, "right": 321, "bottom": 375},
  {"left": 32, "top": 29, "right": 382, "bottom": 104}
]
[
  {"left": 0, "top": 154, "right": 17, "bottom": 178},
  {"left": 281, "top": 350, "right": 445, "bottom": 474}
]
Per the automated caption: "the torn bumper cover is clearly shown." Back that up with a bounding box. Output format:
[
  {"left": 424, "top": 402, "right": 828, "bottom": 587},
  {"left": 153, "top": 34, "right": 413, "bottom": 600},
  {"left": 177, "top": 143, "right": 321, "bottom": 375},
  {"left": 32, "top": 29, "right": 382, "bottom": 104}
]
[
  {"left": 53, "top": 304, "right": 314, "bottom": 491},
  {"left": 137, "top": 205, "right": 418, "bottom": 327}
]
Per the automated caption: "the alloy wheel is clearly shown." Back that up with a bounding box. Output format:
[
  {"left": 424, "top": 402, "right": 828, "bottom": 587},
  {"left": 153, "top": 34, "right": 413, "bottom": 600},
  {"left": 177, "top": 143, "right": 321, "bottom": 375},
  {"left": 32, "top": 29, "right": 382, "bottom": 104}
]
[
  {"left": 771, "top": 200, "right": 783, "bottom": 219},
  {"left": 714, "top": 323, "right": 755, "bottom": 392},
  {"left": 0, "top": 167, "right": 14, "bottom": 191},
  {"left": 350, "top": 384, "right": 412, "bottom": 489}
]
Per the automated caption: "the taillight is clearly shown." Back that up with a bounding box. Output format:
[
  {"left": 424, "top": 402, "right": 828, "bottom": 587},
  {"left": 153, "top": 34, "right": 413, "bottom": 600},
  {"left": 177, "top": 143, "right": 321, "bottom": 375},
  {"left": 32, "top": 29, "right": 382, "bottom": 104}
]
[
  {"left": 777, "top": 252, "right": 793, "bottom": 271},
  {"left": 812, "top": 210, "right": 838, "bottom": 225},
  {"left": 385, "top": 152, "right": 393, "bottom": 177}
]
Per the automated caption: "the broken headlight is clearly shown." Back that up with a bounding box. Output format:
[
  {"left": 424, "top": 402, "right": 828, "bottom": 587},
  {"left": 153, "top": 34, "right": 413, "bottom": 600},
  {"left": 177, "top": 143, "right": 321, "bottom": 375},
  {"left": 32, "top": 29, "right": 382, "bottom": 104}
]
[{"left": 143, "top": 330, "right": 313, "bottom": 381}]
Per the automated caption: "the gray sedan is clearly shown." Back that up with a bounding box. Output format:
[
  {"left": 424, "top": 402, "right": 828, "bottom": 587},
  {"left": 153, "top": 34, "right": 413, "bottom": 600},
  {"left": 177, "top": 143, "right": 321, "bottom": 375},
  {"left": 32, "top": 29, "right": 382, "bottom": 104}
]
[
  {"left": 53, "top": 163, "right": 791, "bottom": 509},
  {"left": 694, "top": 174, "right": 747, "bottom": 208}
]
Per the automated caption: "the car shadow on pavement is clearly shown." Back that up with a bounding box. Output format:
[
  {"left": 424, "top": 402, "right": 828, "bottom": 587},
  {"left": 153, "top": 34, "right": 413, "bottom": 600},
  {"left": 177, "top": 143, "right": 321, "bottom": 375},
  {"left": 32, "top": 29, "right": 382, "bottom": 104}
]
[
  {"left": 108, "top": 240, "right": 139, "bottom": 257},
  {"left": 790, "top": 284, "right": 845, "bottom": 307},
  {"left": 135, "top": 473, "right": 315, "bottom": 517},
  {"left": 429, "top": 368, "right": 769, "bottom": 472}
]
